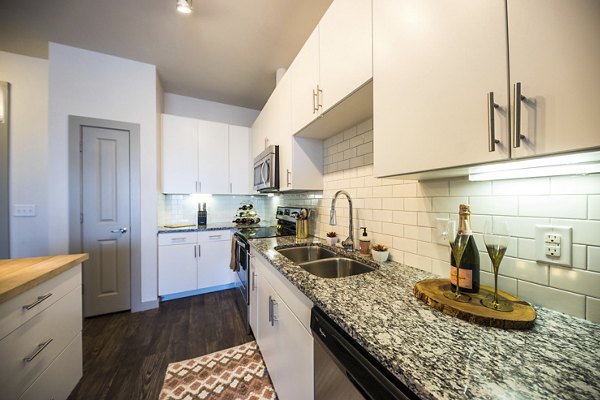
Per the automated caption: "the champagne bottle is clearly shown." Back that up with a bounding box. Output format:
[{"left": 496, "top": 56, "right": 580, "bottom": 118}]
[{"left": 450, "top": 204, "right": 480, "bottom": 293}]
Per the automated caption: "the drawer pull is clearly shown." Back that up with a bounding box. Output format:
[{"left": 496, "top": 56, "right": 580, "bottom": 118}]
[
  {"left": 23, "top": 293, "right": 53, "bottom": 310},
  {"left": 208, "top": 235, "right": 222, "bottom": 240},
  {"left": 24, "top": 338, "right": 53, "bottom": 362},
  {"left": 170, "top": 237, "right": 186, "bottom": 242}
]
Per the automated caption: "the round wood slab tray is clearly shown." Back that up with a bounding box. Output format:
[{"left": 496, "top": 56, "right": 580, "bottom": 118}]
[{"left": 413, "top": 279, "right": 536, "bottom": 330}]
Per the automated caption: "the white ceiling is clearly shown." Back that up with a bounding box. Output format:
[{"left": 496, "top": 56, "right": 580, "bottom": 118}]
[{"left": 0, "top": 0, "right": 334, "bottom": 110}]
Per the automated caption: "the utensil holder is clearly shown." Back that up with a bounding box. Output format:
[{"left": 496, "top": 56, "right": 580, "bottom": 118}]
[{"left": 296, "top": 219, "right": 309, "bottom": 239}]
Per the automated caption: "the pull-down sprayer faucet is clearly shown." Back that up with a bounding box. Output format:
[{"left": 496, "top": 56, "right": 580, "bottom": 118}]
[{"left": 330, "top": 190, "right": 354, "bottom": 251}]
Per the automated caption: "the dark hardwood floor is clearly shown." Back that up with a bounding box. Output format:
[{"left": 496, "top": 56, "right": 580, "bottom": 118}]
[{"left": 68, "top": 289, "right": 254, "bottom": 400}]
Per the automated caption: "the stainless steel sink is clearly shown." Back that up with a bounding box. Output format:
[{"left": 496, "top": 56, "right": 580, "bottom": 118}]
[
  {"left": 276, "top": 246, "right": 338, "bottom": 264},
  {"left": 299, "top": 257, "right": 375, "bottom": 279}
]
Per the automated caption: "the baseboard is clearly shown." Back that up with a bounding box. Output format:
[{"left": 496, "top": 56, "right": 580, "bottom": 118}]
[{"left": 160, "top": 283, "right": 237, "bottom": 302}]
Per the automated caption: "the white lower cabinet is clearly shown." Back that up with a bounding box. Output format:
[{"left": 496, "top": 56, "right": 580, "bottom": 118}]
[
  {"left": 253, "top": 252, "right": 314, "bottom": 400},
  {"left": 249, "top": 258, "right": 258, "bottom": 335},
  {"left": 0, "top": 265, "right": 83, "bottom": 400},
  {"left": 158, "top": 230, "right": 235, "bottom": 297}
]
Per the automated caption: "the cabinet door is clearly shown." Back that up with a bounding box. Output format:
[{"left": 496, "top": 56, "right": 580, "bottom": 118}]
[
  {"left": 319, "top": 0, "right": 372, "bottom": 112},
  {"left": 162, "top": 114, "right": 198, "bottom": 194},
  {"left": 249, "top": 258, "right": 258, "bottom": 336},
  {"left": 373, "top": 0, "right": 509, "bottom": 177},
  {"left": 158, "top": 244, "right": 197, "bottom": 295},
  {"left": 256, "top": 276, "right": 279, "bottom": 386},
  {"left": 251, "top": 110, "right": 266, "bottom": 160},
  {"left": 197, "top": 238, "right": 235, "bottom": 289},
  {"left": 273, "top": 297, "right": 314, "bottom": 400},
  {"left": 197, "top": 120, "right": 229, "bottom": 193},
  {"left": 228, "top": 125, "right": 252, "bottom": 194},
  {"left": 290, "top": 27, "right": 320, "bottom": 133},
  {"left": 509, "top": 0, "right": 600, "bottom": 159},
  {"left": 268, "top": 72, "right": 293, "bottom": 191}
]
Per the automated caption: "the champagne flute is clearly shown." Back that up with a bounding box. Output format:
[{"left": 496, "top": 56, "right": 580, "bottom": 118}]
[
  {"left": 482, "top": 221, "right": 513, "bottom": 311},
  {"left": 443, "top": 220, "right": 471, "bottom": 303}
]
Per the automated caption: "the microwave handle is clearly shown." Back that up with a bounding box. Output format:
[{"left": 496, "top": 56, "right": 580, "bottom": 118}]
[{"left": 260, "top": 161, "right": 266, "bottom": 186}]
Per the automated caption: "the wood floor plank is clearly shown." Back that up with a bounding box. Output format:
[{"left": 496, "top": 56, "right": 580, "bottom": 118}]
[{"left": 68, "top": 288, "right": 254, "bottom": 400}]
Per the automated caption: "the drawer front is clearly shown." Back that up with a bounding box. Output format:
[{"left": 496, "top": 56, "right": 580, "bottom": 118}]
[
  {"left": 0, "top": 286, "right": 82, "bottom": 400},
  {"left": 0, "top": 265, "right": 81, "bottom": 340},
  {"left": 19, "top": 332, "right": 82, "bottom": 400},
  {"left": 198, "top": 229, "right": 231, "bottom": 242},
  {"left": 158, "top": 232, "right": 198, "bottom": 246}
]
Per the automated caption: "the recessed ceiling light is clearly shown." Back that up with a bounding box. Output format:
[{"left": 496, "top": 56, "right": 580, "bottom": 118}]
[{"left": 176, "top": 0, "right": 192, "bottom": 14}]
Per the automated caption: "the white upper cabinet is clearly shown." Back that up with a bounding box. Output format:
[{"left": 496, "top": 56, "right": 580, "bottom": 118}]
[
  {"left": 290, "top": 0, "right": 373, "bottom": 136},
  {"left": 373, "top": 0, "right": 510, "bottom": 178},
  {"left": 228, "top": 125, "right": 252, "bottom": 194},
  {"left": 290, "top": 27, "right": 321, "bottom": 134},
  {"left": 319, "top": 0, "right": 372, "bottom": 112},
  {"left": 508, "top": 0, "right": 600, "bottom": 159},
  {"left": 373, "top": 0, "right": 600, "bottom": 179},
  {"left": 197, "top": 120, "right": 229, "bottom": 194},
  {"left": 161, "top": 114, "right": 199, "bottom": 193},
  {"left": 162, "top": 114, "right": 252, "bottom": 194}
]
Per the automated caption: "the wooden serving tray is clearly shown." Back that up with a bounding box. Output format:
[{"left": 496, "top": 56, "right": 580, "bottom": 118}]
[{"left": 413, "top": 279, "right": 536, "bottom": 330}]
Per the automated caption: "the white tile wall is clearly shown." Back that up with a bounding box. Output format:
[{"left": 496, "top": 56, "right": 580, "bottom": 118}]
[{"left": 309, "top": 117, "right": 600, "bottom": 322}]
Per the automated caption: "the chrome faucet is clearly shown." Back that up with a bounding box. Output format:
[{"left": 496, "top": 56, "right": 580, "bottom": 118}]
[{"left": 330, "top": 190, "right": 354, "bottom": 251}]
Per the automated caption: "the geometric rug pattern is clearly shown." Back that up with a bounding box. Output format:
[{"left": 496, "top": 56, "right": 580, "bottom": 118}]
[{"left": 160, "top": 341, "right": 278, "bottom": 400}]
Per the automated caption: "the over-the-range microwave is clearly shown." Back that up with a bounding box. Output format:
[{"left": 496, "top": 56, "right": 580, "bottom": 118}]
[{"left": 253, "top": 144, "right": 279, "bottom": 192}]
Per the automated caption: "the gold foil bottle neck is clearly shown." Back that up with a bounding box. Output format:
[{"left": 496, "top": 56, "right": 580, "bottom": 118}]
[{"left": 459, "top": 204, "right": 471, "bottom": 215}]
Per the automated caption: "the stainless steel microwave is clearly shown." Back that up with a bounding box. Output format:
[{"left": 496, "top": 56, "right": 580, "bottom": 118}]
[{"left": 253, "top": 145, "right": 279, "bottom": 192}]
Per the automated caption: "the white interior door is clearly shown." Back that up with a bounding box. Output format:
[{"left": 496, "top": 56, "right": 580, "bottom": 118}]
[{"left": 82, "top": 126, "right": 131, "bottom": 317}]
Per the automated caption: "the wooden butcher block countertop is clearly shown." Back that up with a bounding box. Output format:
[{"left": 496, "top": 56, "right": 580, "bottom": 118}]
[{"left": 0, "top": 253, "right": 89, "bottom": 304}]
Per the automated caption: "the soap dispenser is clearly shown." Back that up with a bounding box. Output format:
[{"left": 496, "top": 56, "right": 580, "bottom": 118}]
[{"left": 359, "top": 227, "right": 370, "bottom": 255}]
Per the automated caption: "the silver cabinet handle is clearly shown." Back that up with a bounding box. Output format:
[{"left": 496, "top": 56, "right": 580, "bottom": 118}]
[
  {"left": 208, "top": 235, "right": 222, "bottom": 240},
  {"left": 312, "top": 88, "right": 318, "bottom": 113},
  {"left": 230, "top": 182, "right": 233, "bottom": 193},
  {"left": 317, "top": 84, "right": 323, "bottom": 111},
  {"left": 194, "top": 245, "right": 197, "bottom": 258},
  {"left": 23, "top": 293, "right": 52, "bottom": 310},
  {"left": 198, "top": 244, "right": 201, "bottom": 257},
  {"left": 110, "top": 227, "right": 128, "bottom": 234},
  {"left": 271, "top": 298, "right": 278, "bottom": 325},
  {"left": 286, "top": 169, "right": 292, "bottom": 187},
  {"left": 268, "top": 296, "right": 273, "bottom": 323},
  {"left": 24, "top": 338, "right": 53, "bottom": 362},
  {"left": 487, "top": 92, "right": 500, "bottom": 152},
  {"left": 512, "top": 82, "right": 527, "bottom": 148},
  {"left": 252, "top": 272, "right": 257, "bottom": 291}
]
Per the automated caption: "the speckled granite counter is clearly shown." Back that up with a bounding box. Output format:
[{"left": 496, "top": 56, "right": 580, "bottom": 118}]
[
  {"left": 158, "top": 222, "right": 237, "bottom": 233},
  {"left": 250, "top": 236, "right": 600, "bottom": 400}
]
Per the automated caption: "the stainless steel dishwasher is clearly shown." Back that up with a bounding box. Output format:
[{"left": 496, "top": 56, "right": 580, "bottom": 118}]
[{"left": 311, "top": 307, "right": 418, "bottom": 400}]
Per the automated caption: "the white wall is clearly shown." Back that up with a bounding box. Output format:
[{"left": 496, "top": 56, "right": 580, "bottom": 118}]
[
  {"left": 164, "top": 92, "right": 259, "bottom": 127},
  {"left": 313, "top": 118, "right": 600, "bottom": 323},
  {"left": 0, "top": 51, "right": 49, "bottom": 258},
  {"left": 47, "top": 43, "right": 159, "bottom": 305}
]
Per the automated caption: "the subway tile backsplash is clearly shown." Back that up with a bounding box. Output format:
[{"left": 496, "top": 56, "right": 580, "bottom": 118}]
[{"left": 311, "top": 118, "right": 600, "bottom": 323}]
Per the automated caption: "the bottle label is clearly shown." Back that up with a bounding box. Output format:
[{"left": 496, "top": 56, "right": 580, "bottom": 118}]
[{"left": 450, "top": 266, "right": 473, "bottom": 289}]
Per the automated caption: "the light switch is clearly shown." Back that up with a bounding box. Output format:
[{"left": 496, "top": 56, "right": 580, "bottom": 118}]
[{"left": 13, "top": 204, "right": 36, "bottom": 217}]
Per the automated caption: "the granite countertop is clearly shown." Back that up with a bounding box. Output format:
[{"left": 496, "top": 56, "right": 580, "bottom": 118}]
[
  {"left": 0, "top": 254, "right": 89, "bottom": 304},
  {"left": 250, "top": 236, "right": 600, "bottom": 400},
  {"left": 158, "top": 222, "right": 237, "bottom": 233},
  {"left": 158, "top": 221, "right": 278, "bottom": 234}
]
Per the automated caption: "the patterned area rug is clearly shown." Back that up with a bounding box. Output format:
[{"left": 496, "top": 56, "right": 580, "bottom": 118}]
[{"left": 160, "top": 341, "right": 278, "bottom": 400}]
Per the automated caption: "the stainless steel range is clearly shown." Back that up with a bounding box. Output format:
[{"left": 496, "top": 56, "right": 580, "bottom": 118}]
[{"left": 232, "top": 206, "right": 306, "bottom": 334}]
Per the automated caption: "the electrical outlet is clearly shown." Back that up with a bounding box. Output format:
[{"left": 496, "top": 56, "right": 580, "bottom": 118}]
[
  {"left": 13, "top": 204, "right": 36, "bottom": 217},
  {"left": 535, "top": 225, "right": 572, "bottom": 266}
]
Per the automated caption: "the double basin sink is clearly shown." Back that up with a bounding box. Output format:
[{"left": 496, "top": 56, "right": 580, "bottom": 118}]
[{"left": 276, "top": 246, "right": 374, "bottom": 279}]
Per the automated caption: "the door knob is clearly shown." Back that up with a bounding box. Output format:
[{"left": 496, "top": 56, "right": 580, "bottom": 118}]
[{"left": 110, "top": 227, "right": 128, "bottom": 234}]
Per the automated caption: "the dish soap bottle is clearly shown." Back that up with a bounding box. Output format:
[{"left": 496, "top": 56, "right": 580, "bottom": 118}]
[{"left": 359, "top": 227, "right": 370, "bottom": 255}]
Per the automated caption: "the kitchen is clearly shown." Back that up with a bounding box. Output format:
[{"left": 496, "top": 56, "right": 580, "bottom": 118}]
[{"left": 0, "top": 0, "right": 599, "bottom": 399}]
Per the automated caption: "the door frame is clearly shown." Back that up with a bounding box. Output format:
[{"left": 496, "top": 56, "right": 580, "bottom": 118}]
[{"left": 68, "top": 116, "right": 144, "bottom": 313}]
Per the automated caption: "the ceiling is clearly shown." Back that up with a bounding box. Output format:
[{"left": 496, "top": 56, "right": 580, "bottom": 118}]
[{"left": 0, "top": 0, "right": 334, "bottom": 110}]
